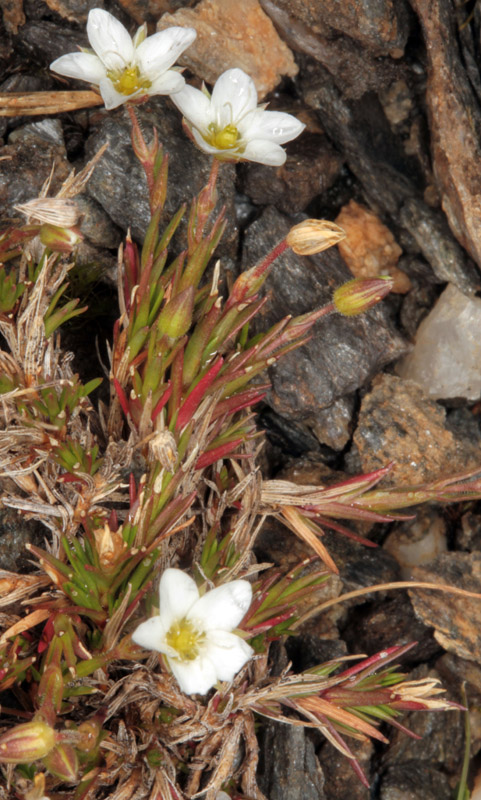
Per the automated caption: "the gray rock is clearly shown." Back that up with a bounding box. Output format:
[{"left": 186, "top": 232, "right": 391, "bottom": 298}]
[
  {"left": 410, "top": 553, "right": 481, "bottom": 662},
  {"left": 15, "top": 20, "right": 89, "bottom": 67},
  {"left": 243, "top": 205, "right": 407, "bottom": 437},
  {"left": 379, "top": 762, "right": 452, "bottom": 800},
  {"left": 257, "top": 722, "right": 326, "bottom": 800},
  {"left": 262, "top": 0, "right": 410, "bottom": 56},
  {"left": 0, "top": 127, "right": 69, "bottom": 222},
  {"left": 76, "top": 194, "right": 122, "bottom": 249},
  {"left": 85, "top": 100, "right": 237, "bottom": 255},
  {"left": 301, "top": 61, "right": 480, "bottom": 294},
  {"left": 9, "top": 118, "right": 64, "bottom": 147},
  {"left": 0, "top": 508, "right": 46, "bottom": 572}
]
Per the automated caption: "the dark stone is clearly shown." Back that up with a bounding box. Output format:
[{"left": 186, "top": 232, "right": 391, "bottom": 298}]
[
  {"left": 0, "top": 123, "right": 69, "bottom": 222},
  {"left": 259, "top": 0, "right": 402, "bottom": 99},
  {"left": 410, "top": 0, "right": 481, "bottom": 272},
  {"left": 436, "top": 650, "right": 481, "bottom": 705},
  {"left": 258, "top": 407, "right": 323, "bottom": 458},
  {"left": 85, "top": 99, "right": 238, "bottom": 256},
  {"left": 285, "top": 634, "right": 347, "bottom": 673},
  {"left": 243, "top": 205, "right": 407, "bottom": 436},
  {"left": 399, "top": 280, "right": 441, "bottom": 339},
  {"left": 353, "top": 373, "right": 478, "bottom": 485},
  {"left": 15, "top": 20, "right": 89, "bottom": 67},
  {"left": 241, "top": 130, "right": 343, "bottom": 215},
  {"left": 341, "top": 593, "right": 440, "bottom": 666},
  {"left": 0, "top": 508, "right": 46, "bottom": 572},
  {"left": 300, "top": 59, "right": 480, "bottom": 294},
  {"left": 410, "top": 553, "right": 481, "bottom": 662},
  {"left": 381, "top": 668, "right": 463, "bottom": 775},
  {"left": 257, "top": 721, "right": 326, "bottom": 800},
  {"left": 379, "top": 762, "right": 452, "bottom": 800},
  {"left": 456, "top": 511, "right": 481, "bottom": 554},
  {"left": 76, "top": 194, "right": 123, "bottom": 249},
  {"left": 262, "top": 0, "right": 410, "bottom": 56},
  {"left": 318, "top": 738, "right": 373, "bottom": 800}
]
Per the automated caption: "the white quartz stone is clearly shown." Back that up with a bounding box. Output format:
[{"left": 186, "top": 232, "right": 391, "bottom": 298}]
[{"left": 398, "top": 283, "right": 481, "bottom": 400}]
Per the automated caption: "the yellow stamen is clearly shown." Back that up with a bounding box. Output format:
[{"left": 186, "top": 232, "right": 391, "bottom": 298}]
[
  {"left": 108, "top": 66, "right": 151, "bottom": 97},
  {"left": 207, "top": 123, "right": 240, "bottom": 150},
  {"left": 166, "top": 618, "right": 204, "bottom": 661}
]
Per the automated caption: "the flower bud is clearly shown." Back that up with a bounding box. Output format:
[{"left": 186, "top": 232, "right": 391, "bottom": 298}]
[
  {"left": 0, "top": 720, "right": 56, "bottom": 763},
  {"left": 76, "top": 720, "right": 101, "bottom": 753},
  {"left": 43, "top": 742, "right": 78, "bottom": 782},
  {"left": 286, "top": 219, "right": 346, "bottom": 255},
  {"left": 37, "top": 663, "right": 64, "bottom": 719},
  {"left": 157, "top": 286, "right": 194, "bottom": 338},
  {"left": 39, "top": 223, "right": 82, "bottom": 253},
  {"left": 333, "top": 276, "right": 393, "bottom": 316}
]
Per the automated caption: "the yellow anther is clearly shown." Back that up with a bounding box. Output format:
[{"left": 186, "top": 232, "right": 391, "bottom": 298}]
[
  {"left": 166, "top": 618, "right": 204, "bottom": 661},
  {"left": 108, "top": 66, "right": 151, "bottom": 96},
  {"left": 207, "top": 123, "right": 240, "bottom": 150}
]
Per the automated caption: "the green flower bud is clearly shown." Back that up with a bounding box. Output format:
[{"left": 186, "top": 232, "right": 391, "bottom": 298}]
[
  {"left": 39, "top": 223, "right": 82, "bottom": 253},
  {"left": 43, "top": 743, "right": 78, "bottom": 782},
  {"left": 333, "top": 276, "right": 393, "bottom": 316},
  {"left": 0, "top": 720, "right": 56, "bottom": 763},
  {"left": 157, "top": 286, "right": 194, "bottom": 338}
]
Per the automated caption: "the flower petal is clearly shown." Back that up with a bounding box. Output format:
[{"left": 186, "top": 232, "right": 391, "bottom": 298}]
[
  {"left": 170, "top": 84, "right": 212, "bottom": 132},
  {"left": 87, "top": 8, "right": 134, "bottom": 71},
  {"left": 205, "top": 630, "right": 253, "bottom": 681},
  {"left": 169, "top": 653, "right": 217, "bottom": 695},
  {"left": 131, "top": 615, "right": 173, "bottom": 655},
  {"left": 50, "top": 52, "right": 106, "bottom": 85},
  {"left": 241, "top": 139, "right": 287, "bottom": 166},
  {"left": 211, "top": 68, "right": 258, "bottom": 129},
  {"left": 148, "top": 69, "right": 186, "bottom": 97},
  {"left": 136, "top": 27, "right": 196, "bottom": 77},
  {"left": 189, "top": 580, "right": 252, "bottom": 631},
  {"left": 98, "top": 77, "right": 132, "bottom": 109},
  {"left": 158, "top": 568, "right": 200, "bottom": 629},
  {"left": 242, "top": 109, "right": 305, "bottom": 144}
]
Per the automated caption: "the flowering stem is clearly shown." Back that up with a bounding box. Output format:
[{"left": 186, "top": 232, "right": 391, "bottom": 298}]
[{"left": 258, "top": 238, "right": 289, "bottom": 275}]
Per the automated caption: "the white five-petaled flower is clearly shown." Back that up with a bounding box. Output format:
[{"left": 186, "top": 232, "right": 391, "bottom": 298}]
[
  {"left": 50, "top": 8, "right": 196, "bottom": 110},
  {"left": 170, "top": 68, "right": 306, "bottom": 166},
  {"left": 131, "top": 568, "right": 253, "bottom": 695}
]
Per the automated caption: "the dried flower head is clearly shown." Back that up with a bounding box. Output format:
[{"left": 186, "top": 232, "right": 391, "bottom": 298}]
[
  {"left": 15, "top": 197, "right": 80, "bottom": 227},
  {"left": 170, "top": 68, "right": 305, "bottom": 166},
  {"left": 50, "top": 8, "right": 196, "bottom": 109},
  {"left": 286, "top": 219, "right": 346, "bottom": 255},
  {"left": 132, "top": 568, "right": 253, "bottom": 695}
]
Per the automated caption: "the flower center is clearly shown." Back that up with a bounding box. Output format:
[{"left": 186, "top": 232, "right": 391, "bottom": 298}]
[
  {"left": 206, "top": 123, "right": 241, "bottom": 150},
  {"left": 108, "top": 66, "right": 152, "bottom": 96},
  {"left": 165, "top": 618, "right": 204, "bottom": 661}
]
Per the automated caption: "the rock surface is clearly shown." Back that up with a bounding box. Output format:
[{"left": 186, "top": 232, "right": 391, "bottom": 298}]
[
  {"left": 398, "top": 283, "right": 481, "bottom": 401},
  {"left": 243, "top": 206, "right": 407, "bottom": 441},
  {"left": 411, "top": 0, "right": 481, "bottom": 271},
  {"left": 157, "top": 0, "right": 298, "bottom": 99},
  {"left": 335, "top": 199, "right": 410, "bottom": 293},
  {"left": 85, "top": 100, "right": 237, "bottom": 251},
  {"left": 353, "top": 373, "right": 479, "bottom": 485},
  {"left": 410, "top": 553, "right": 481, "bottom": 661}
]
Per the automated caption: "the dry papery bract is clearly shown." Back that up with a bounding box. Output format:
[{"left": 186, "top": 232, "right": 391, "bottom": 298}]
[{"left": 0, "top": 123, "right": 479, "bottom": 800}]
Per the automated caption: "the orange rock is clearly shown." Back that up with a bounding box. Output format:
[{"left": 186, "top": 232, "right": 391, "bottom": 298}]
[
  {"left": 335, "top": 199, "right": 411, "bottom": 294},
  {"left": 157, "top": 0, "right": 298, "bottom": 100}
]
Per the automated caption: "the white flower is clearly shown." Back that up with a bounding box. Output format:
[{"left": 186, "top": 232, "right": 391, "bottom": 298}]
[
  {"left": 131, "top": 568, "right": 253, "bottom": 695},
  {"left": 50, "top": 8, "right": 196, "bottom": 110},
  {"left": 170, "top": 68, "right": 305, "bottom": 166}
]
